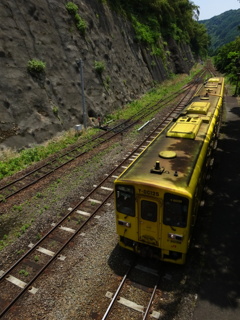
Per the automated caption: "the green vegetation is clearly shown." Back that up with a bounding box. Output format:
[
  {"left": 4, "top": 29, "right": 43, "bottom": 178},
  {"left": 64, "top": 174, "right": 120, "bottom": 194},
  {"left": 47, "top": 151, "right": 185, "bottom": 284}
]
[
  {"left": 94, "top": 60, "right": 105, "bottom": 75},
  {"left": 75, "top": 13, "right": 88, "bottom": 35},
  {"left": 106, "top": 0, "right": 209, "bottom": 57},
  {"left": 36, "top": 192, "right": 43, "bottom": 198},
  {"left": 214, "top": 37, "right": 240, "bottom": 93},
  {"left": 17, "top": 249, "right": 25, "bottom": 255},
  {"left": 103, "top": 75, "right": 111, "bottom": 90},
  {"left": 0, "top": 68, "right": 207, "bottom": 253},
  {"left": 20, "top": 224, "right": 30, "bottom": 233},
  {"left": 13, "top": 204, "right": 23, "bottom": 212},
  {"left": 0, "top": 67, "right": 201, "bottom": 181},
  {"left": 52, "top": 106, "right": 59, "bottom": 116},
  {"left": 27, "top": 59, "right": 46, "bottom": 75},
  {"left": 52, "top": 105, "right": 62, "bottom": 122},
  {"left": 36, "top": 233, "right": 41, "bottom": 240},
  {"left": 202, "top": 9, "right": 240, "bottom": 93},
  {"left": 131, "top": 16, "right": 160, "bottom": 45},
  {"left": 19, "top": 269, "right": 29, "bottom": 277},
  {"left": 0, "top": 235, "right": 8, "bottom": 251},
  {"left": 16, "top": 223, "right": 31, "bottom": 238},
  {"left": 200, "top": 9, "right": 240, "bottom": 55},
  {"left": 65, "top": 1, "right": 78, "bottom": 14},
  {"left": 66, "top": 2, "right": 87, "bottom": 35},
  {"left": 0, "top": 130, "right": 82, "bottom": 179},
  {"left": 0, "top": 194, "right": 6, "bottom": 202},
  {"left": 105, "top": 67, "right": 201, "bottom": 123}
]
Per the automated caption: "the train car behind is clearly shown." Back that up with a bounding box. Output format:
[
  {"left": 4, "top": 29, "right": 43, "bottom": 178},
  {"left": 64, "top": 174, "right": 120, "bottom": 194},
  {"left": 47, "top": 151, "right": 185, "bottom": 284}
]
[{"left": 114, "top": 77, "right": 224, "bottom": 264}]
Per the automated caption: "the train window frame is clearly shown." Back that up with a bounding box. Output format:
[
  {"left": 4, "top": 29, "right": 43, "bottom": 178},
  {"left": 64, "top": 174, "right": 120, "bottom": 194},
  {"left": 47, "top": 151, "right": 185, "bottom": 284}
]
[
  {"left": 116, "top": 185, "right": 135, "bottom": 217},
  {"left": 163, "top": 193, "right": 188, "bottom": 228},
  {"left": 141, "top": 200, "right": 157, "bottom": 222}
]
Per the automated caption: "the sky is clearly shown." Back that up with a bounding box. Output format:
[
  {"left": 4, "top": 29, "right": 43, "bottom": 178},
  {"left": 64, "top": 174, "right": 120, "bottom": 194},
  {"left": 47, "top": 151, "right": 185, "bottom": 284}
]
[{"left": 193, "top": 0, "right": 240, "bottom": 20}]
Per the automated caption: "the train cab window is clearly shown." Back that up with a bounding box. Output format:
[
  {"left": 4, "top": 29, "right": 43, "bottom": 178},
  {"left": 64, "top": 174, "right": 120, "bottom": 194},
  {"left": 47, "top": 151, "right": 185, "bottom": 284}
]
[
  {"left": 141, "top": 200, "right": 157, "bottom": 222},
  {"left": 163, "top": 193, "right": 188, "bottom": 228},
  {"left": 116, "top": 185, "right": 135, "bottom": 217}
]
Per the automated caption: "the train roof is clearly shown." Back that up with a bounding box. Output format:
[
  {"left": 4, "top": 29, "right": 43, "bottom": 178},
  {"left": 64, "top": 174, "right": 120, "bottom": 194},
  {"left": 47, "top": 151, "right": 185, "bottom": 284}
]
[{"left": 116, "top": 77, "right": 224, "bottom": 192}]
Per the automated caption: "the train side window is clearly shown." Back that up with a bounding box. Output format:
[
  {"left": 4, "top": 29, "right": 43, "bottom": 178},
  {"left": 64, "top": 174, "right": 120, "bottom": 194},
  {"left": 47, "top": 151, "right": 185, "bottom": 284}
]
[
  {"left": 141, "top": 200, "right": 157, "bottom": 222},
  {"left": 163, "top": 193, "right": 188, "bottom": 228},
  {"left": 116, "top": 185, "right": 135, "bottom": 217}
]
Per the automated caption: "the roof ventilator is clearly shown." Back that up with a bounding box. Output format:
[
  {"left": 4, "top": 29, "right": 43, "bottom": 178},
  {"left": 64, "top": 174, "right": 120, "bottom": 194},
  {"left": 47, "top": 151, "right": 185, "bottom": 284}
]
[{"left": 151, "top": 161, "right": 165, "bottom": 175}]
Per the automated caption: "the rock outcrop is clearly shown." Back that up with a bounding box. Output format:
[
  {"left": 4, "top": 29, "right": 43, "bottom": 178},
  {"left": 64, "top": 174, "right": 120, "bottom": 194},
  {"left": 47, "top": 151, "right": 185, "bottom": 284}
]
[{"left": 0, "top": 0, "right": 194, "bottom": 150}]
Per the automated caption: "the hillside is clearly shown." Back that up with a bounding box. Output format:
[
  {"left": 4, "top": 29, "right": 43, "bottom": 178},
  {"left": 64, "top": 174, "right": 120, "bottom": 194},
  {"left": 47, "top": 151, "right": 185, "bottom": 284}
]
[
  {"left": 0, "top": 0, "right": 196, "bottom": 151},
  {"left": 200, "top": 9, "right": 240, "bottom": 54}
]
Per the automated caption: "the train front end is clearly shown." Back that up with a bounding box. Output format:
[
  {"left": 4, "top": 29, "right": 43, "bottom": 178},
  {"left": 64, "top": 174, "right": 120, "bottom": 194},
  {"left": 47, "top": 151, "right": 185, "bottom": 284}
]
[
  {"left": 115, "top": 182, "right": 191, "bottom": 264},
  {"left": 115, "top": 76, "right": 224, "bottom": 264}
]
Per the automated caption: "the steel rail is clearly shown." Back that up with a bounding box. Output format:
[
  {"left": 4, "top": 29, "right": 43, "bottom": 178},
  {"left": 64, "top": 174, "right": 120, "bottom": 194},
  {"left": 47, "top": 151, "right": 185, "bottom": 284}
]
[
  {"left": 142, "top": 278, "right": 160, "bottom": 320},
  {"left": 0, "top": 78, "right": 204, "bottom": 317},
  {"left": 0, "top": 88, "right": 187, "bottom": 203},
  {"left": 0, "top": 69, "right": 208, "bottom": 204},
  {"left": 101, "top": 260, "right": 136, "bottom": 320},
  {"left": 1, "top": 78, "right": 203, "bottom": 263},
  {"left": 101, "top": 263, "right": 160, "bottom": 320},
  {"left": 0, "top": 176, "right": 116, "bottom": 317}
]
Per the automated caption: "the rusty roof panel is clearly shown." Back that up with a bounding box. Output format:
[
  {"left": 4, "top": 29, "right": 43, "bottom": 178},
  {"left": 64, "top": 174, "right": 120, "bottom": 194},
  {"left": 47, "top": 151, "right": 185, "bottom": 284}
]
[
  {"left": 186, "top": 101, "right": 210, "bottom": 115},
  {"left": 166, "top": 116, "right": 202, "bottom": 139}
]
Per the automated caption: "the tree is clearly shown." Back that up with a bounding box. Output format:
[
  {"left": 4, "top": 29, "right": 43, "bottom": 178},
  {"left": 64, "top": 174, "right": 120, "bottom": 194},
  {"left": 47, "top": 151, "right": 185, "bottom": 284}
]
[
  {"left": 190, "top": 22, "right": 210, "bottom": 57},
  {"left": 107, "top": 0, "right": 209, "bottom": 57},
  {"left": 214, "top": 37, "right": 240, "bottom": 88}
]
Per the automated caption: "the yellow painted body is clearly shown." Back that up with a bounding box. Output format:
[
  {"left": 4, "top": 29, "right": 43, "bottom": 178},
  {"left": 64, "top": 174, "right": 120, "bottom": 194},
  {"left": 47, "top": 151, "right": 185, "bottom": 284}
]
[{"left": 115, "top": 77, "right": 224, "bottom": 264}]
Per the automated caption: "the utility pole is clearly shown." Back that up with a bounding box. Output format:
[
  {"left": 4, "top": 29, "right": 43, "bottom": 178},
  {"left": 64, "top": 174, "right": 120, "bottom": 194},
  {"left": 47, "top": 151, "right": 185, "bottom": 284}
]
[{"left": 77, "top": 59, "right": 87, "bottom": 129}]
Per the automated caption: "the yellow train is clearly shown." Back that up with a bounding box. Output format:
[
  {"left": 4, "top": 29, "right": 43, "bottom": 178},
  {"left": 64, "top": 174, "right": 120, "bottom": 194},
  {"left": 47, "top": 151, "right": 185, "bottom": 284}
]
[{"left": 114, "top": 77, "right": 224, "bottom": 264}]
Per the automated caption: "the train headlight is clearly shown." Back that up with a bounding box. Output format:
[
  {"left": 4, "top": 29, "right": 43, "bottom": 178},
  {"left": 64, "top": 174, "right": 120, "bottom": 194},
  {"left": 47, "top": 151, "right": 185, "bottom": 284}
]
[
  {"left": 168, "top": 233, "right": 183, "bottom": 241},
  {"left": 118, "top": 220, "right": 131, "bottom": 228}
]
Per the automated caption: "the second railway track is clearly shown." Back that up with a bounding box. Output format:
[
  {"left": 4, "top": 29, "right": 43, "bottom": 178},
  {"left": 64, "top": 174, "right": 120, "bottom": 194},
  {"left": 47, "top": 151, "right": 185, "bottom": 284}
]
[
  {"left": 0, "top": 71, "right": 207, "bottom": 205},
  {"left": 0, "top": 77, "right": 205, "bottom": 317}
]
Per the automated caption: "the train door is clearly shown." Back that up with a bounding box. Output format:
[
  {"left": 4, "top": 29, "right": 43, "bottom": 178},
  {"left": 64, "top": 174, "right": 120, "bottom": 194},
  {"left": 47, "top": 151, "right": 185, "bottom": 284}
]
[{"left": 138, "top": 198, "right": 161, "bottom": 247}]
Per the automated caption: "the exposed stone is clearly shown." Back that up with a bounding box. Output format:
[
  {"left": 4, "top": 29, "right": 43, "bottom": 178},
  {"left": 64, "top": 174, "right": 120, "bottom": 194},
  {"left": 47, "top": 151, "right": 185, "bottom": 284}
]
[{"left": 0, "top": 0, "right": 194, "bottom": 150}]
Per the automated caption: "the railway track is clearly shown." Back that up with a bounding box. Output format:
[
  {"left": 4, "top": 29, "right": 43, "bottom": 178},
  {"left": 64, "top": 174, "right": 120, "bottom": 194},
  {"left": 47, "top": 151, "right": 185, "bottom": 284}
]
[
  {"left": 0, "top": 78, "right": 203, "bottom": 318},
  {"left": 102, "top": 259, "right": 161, "bottom": 320},
  {"left": 0, "top": 72, "right": 205, "bottom": 205},
  {"left": 0, "top": 169, "right": 114, "bottom": 317}
]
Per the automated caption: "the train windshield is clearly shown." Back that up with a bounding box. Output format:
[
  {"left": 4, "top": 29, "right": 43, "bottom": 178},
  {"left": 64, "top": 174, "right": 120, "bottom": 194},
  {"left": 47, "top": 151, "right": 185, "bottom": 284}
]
[
  {"left": 116, "top": 185, "right": 135, "bottom": 217},
  {"left": 163, "top": 193, "right": 188, "bottom": 228}
]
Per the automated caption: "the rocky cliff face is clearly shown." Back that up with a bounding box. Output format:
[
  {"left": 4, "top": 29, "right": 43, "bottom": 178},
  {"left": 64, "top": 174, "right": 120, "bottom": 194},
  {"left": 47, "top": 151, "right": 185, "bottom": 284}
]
[{"left": 0, "top": 0, "right": 194, "bottom": 150}]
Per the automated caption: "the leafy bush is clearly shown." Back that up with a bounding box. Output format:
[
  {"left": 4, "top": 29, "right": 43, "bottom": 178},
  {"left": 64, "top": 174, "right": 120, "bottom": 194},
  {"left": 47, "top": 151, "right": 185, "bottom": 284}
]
[
  {"left": 75, "top": 14, "right": 87, "bottom": 35},
  {"left": 94, "top": 61, "right": 105, "bottom": 75},
  {"left": 65, "top": 2, "right": 78, "bottom": 15},
  {"left": 131, "top": 15, "right": 159, "bottom": 45},
  {"left": 214, "top": 37, "right": 240, "bottom": 87},
  {"left": 151, "top": 46, "right": 163, "bottom": 56},
  {"left": 66, "top": 2, "right": 87, "bottom": 35},
  {"left": 27, "top": 59, "right": 46, "bottom": 74}
]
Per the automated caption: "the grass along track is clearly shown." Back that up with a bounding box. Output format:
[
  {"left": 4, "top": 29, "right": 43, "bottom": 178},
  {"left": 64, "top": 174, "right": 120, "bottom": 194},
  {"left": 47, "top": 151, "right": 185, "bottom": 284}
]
[{"left": 0, "top": 74, "right": 206, "bottom": 317}]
